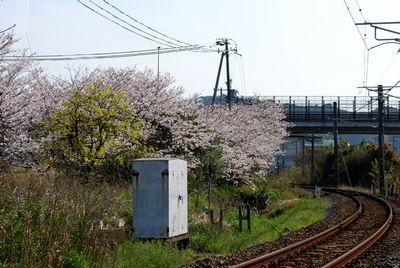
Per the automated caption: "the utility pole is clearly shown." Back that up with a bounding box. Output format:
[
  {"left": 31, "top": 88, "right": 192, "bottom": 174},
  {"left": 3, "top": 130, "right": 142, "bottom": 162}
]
[
  {"left": 157, "top": 46, "right": 160, "bottom": 80},
  {"left": 302, "top": 137, "right": 305, "bottom": 178},
  {"left": 311, "top": 133, "right": 315, "bottom": 185},
  {"left": 212, "top": 52, "right": 225, "bottom": 105},
  {"left": 224, "top": 39, "right": 232, "bottom": 110},
  {"left": 378, "top": 85, "right": 386, "bottom": 194},
  {"left": 333, "top": 102, "right": 339, "bottom": 187},
  {"left": 353, "top": 21, "right": 400, "bottom": 195},
  {"left": 211, "top": 38, "right": 234, "bottom": 110}
]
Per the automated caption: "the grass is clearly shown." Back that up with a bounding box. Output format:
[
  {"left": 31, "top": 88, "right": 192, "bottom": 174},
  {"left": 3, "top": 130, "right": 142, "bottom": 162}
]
[
  {"left": 0, "top": 168, "right": 330, "bottom": 267},
  {"left": 105, "top": 240, "right": 196, "bottom": 268},
  {"left": 189, "top": 196, "right": 329, "bottom": 254}
]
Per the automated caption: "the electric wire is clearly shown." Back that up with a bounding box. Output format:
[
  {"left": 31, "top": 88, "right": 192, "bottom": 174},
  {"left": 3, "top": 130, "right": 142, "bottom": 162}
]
[
  {"left": 6, "top": 45, "right": 202, "bottom": 57},
  {"left": 87, "top": 0, "right": 181, "bottom": 47},
  {"left": 378, "top": 50, "right": 399, "bottom": 83},
  {"left": 343, "top": 0, "right": 369, "bottom": 49},
  {"left": 343, "top": 0, "right": 370, "bottom": 96},
  {"left": 355, "top": 98, "right": 377, "bottom": 112},
  {"left": 388, "top": 79, "right": 400, "bottom": 92},
  {"left": 355, "top": 0, "right": 366, "bottom": 23},
  {"left": 4, "top": 46, "right": 203, "bottom": 61},
  {"left": 101, "top": 0, "right": 190, "bottom": 46},
  {"left": 0, "top": 24, "right": 16, "bottom": 34},
  {"left": 239, "top": 55, "right": 247, "bottom": 97},
  {"left": 79, "top": 0, "right": 216, "bottom": 53},
  {"left": 5, "top": 46, "right": 195, "bottom": 58},
  {"left": 384, "top": 91, "right": 400, "bottom": 100},
  {"left": 76, "top": 0, "right": 174, "bottom": 47}
]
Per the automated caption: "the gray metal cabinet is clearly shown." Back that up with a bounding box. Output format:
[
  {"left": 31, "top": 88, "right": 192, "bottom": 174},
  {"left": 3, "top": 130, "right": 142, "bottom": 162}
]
[{"left": 132, "top": 158, "right": 188, "bottom": 239}]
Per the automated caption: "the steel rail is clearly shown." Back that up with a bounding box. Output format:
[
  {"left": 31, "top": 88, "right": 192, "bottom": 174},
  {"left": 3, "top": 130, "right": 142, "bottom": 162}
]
[
  {"left": 230, "top": 188, "right": 362, "bottom": 268},
  {"left": 322, "top": 191, "right": 393, "bottom": 267}
]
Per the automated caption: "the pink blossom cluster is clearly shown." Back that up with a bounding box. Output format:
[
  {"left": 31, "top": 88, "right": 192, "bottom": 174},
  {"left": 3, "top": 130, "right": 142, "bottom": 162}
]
[{"left": 200, "top": 103, "right": 289, "bottom": 179}]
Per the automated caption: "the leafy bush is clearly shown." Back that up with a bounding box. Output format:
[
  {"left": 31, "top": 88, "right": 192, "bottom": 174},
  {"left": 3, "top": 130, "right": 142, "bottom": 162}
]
[
  {"left": 38, "top": 82, "right": 148, "bottom": 179},
  {"left": 317, "top": 141, "right": 400, "bottom": 187}
]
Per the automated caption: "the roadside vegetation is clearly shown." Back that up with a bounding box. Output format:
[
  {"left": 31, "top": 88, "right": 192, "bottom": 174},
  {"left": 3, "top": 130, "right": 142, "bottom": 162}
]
[{"left": 0, "top": 168, "right": 329, "bottom": 267}]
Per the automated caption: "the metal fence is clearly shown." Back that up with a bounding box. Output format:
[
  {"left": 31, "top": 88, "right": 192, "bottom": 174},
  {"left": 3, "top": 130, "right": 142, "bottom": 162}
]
[{"left": 260, "top": 96, "right": 400, "bottom": 121}]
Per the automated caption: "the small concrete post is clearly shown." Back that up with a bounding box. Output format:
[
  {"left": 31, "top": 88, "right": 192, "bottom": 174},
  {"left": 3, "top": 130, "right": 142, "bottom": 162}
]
[{"left": 315, "top": 185, "right": 321, "bottom": 197}]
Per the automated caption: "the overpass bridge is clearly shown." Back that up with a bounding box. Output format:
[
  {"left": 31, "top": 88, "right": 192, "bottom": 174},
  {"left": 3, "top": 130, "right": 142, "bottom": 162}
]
[
  {"left": 260, "top": 96, "right": 400, "bottom": 169},
  {"left": 261, "top": 96, "right": 400, "bottom": 135}
]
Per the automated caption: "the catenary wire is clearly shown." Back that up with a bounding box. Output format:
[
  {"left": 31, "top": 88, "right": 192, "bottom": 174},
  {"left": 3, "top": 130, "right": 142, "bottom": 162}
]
[
  {"left": 388, "top": 79, "right": 400, "bottom": 92},
  {"left": 343, "top": 0, "right": 370, "bottom": 96},
  {"left": 343, "top": 0, "right": 369, "bottom": 50},
  {"left": 102, "top": 0, "right": 191, "bottom": 46},
  {"left": 378, "top": 50, "right": 399, "bottom": 83},
  {"left": 355, "top": 0, "right": 366, "bottom": 23},
  {"left": 77, "top": 0, "right": 173, "bottom": 47}
]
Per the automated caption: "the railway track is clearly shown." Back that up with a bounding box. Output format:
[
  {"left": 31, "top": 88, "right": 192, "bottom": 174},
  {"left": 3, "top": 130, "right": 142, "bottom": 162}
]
[{"left": 231, "top": 188, "right": 393, "bottom": 268}]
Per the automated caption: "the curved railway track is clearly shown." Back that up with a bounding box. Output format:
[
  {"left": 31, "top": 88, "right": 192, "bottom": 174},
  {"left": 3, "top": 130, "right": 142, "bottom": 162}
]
[{"left": 231, "top": 188, "right": 393, "bottom": 268}]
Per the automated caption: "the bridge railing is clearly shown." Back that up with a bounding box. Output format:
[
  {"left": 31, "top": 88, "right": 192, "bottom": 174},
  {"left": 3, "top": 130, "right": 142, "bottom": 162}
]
[{"left": 260, "top": 96, "right": 400, "bottom": 121}]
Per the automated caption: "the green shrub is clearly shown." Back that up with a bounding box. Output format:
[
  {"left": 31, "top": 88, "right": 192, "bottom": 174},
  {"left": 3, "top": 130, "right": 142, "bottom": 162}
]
[
  {"left": 317, "top": 141, "right": 400, "bottom": 187},
  {"left": 63, "top": 251, "right": 90, "bottom": 268},
  {"left": 37, "top": 82, "right": 148, "bottom": 179}
]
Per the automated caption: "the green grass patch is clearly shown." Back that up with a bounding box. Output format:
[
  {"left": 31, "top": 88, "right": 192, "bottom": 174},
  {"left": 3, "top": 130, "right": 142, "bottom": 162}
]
[
  {"left": 105, "top": 240, "right": 196, "bottom": 268},
  {"left": 189, "top": 196, "right": 329, "bottom": 254}
]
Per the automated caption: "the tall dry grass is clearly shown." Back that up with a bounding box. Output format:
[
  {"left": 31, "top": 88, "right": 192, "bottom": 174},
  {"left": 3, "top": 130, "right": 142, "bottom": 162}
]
[{"left": 0, "top": 168, "right": 132, "bottom": 267}]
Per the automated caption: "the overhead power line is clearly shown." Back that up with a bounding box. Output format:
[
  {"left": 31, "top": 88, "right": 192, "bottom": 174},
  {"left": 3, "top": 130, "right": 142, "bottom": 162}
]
[
  {"left": 86, "top": 0, "right": 181, "bottom": 47},
  {"left": 0, "top": 24, "right": 16, "bottom": 34},
  {"left": 77, "top": 0, "right": 218, "bottom": 53},
  {"left": 77, "top": 0, "right": 174, "bottom": 47},
  {"left": 101, "top": 0, "right": 191, "bottom": 46},
  {"left": 6, "top": 46, "right": 200, "bottom": 58},
  {"left": 3, "top": 45, "right": 204, "bottom": 61}
]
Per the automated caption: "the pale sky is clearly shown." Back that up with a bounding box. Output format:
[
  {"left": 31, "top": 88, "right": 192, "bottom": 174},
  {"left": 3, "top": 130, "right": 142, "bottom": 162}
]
[{"left": 2, "top": 0, "right": 400, "bottom": 97}]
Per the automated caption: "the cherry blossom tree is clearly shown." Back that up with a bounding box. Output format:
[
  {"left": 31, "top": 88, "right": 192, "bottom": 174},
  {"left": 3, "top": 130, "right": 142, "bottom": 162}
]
[
  {"left": 59, "top": 68, "right": 212, "bottom": 165},
  {"left": 0, "top": 31, "right": 34, "bottom": 163},
  {"left": 36, "top": 67, "right": 288, "bottom": 182},
  {"left": 0, "top": 32, "right": 289, "bottom": 182},
  {"left": 200, "top": 102, "right": 289, "bottom": 182}
]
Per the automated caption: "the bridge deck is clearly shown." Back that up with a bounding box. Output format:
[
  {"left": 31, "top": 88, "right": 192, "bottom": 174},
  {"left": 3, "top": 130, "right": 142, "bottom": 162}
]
[{"left": 261, "top": 96, "right": 400, "bottom": 134}]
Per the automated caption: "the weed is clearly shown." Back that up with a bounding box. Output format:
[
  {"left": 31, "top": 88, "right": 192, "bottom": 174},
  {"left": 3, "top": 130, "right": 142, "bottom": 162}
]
[{"left": 105, "top": 240, "right": 196, "bottom": 268}]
